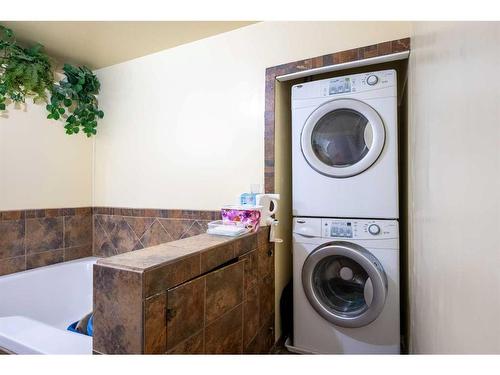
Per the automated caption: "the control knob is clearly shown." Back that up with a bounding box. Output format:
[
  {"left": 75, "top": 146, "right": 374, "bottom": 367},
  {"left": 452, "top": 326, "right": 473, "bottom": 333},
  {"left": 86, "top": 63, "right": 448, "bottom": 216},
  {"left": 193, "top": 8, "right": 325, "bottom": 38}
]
[
  {"left": 366, "top": 75, "right": 379, "bottom": 85},
  {"left": 368, "top": 224, "right": 381, "bottom": 235}
]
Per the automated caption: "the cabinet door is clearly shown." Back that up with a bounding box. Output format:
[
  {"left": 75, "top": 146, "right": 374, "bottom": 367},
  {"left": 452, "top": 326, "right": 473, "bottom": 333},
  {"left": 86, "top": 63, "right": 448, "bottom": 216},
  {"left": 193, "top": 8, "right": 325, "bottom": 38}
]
[
  {"left": 242, "top": 242, "right": 276, "bottom": 354},
  {"left": 166, "top": 260, "right": 246, "bottom": 354},
  {"left": 166, "top": 276, "right": 205, "bottom": 351}
]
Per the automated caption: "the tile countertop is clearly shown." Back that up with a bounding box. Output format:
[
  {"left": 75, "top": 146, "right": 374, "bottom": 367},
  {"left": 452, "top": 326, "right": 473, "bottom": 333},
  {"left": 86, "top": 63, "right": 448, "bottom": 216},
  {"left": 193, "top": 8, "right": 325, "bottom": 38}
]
[{"left": 96, "top": 227, "right": 269, "bottom": 273}]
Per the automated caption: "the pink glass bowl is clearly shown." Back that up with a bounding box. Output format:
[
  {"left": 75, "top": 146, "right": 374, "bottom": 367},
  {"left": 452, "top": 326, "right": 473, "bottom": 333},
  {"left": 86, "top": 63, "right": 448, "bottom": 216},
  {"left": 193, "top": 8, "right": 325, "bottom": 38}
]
[{"left": 221, "top": 205, "right": 262, "bottom": 232}]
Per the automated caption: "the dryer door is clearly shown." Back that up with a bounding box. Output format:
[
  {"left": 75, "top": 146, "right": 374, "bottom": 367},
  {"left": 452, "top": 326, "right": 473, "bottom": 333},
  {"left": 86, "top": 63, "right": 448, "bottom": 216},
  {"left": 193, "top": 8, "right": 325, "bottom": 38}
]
[
  {"left": 301, "top": 98, "right": 385, "bottom": 178},
  {"left": 302, "top": 241, "right": 388, "bottom": 328}
]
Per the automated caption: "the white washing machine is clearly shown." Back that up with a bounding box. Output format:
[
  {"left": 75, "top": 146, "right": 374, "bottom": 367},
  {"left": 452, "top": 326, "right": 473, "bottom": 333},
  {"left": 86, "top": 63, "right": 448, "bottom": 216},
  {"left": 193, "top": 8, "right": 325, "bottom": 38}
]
[
  {"left": 292, "top": 217, "right": 400, "bottom": 354},
  {"left": 292, "top": 70, "right": 399, "bottom": 219}
]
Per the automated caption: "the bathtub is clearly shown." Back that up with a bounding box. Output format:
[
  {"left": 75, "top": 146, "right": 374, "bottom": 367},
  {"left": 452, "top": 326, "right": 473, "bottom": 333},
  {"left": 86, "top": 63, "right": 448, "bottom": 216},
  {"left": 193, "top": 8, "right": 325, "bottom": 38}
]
[{"left": 0, "top": 257, "right": 97, "bottom": 354}]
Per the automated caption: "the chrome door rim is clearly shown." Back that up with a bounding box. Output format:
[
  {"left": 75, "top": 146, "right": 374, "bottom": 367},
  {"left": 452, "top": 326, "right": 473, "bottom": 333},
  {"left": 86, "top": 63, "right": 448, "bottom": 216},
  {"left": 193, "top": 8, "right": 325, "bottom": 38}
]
[
  {"left": 301, "top": 98, "right": 385, "bottom": 178},
  {"left": 302, "top": 241, "right": 388, "bottom": 328}
]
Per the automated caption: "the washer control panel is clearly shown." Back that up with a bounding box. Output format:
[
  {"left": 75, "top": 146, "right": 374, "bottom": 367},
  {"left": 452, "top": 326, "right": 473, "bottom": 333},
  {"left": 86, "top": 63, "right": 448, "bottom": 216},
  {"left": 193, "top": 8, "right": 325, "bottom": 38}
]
[
  {"left": 323, "top": 220, "right": 354, "bottom": 238},
  {"left": 321, "top": 219, "right": 398, "bottom": 240}
]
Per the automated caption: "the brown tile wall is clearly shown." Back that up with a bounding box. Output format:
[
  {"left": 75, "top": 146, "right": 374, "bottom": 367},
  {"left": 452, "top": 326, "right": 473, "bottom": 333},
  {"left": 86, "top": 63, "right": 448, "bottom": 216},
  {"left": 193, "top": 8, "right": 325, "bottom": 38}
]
[
  {"left": 93, "top": 208, "right": 220, "bottom": 258},
  {"left": 93, "top": 228, "right": 275, "bottom": 354},
  {"left": 264, "top": 37, "right": 410, "bottom": 192},
  {"left": 0, "top": 207, "right": 221, "bottom": 276},
  {"left": 0, "top": 208, "right": 93, "bottom": 276}
]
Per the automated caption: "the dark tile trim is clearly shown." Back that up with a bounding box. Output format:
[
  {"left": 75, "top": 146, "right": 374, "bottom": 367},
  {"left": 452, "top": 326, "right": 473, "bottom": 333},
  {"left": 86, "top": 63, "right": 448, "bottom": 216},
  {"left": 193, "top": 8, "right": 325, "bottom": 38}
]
[
  {"left": 263, "top": 37, "right": 410, "bottom": 192},
  {"left": 0, "top": 207, "right": 92, "bottom": 221},
  {"left": 92, "top": 207, "right": 220, "bottom": 220}
]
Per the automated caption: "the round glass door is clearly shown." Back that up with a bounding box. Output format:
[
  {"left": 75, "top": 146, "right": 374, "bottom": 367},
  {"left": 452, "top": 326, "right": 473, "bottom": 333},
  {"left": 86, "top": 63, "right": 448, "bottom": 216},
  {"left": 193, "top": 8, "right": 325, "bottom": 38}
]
[
  {"left": 302, "top": 242, "right": 387, "bottom": 328},
  {"left": 301, "top": 99, "right": 385, "bottom": 178}
]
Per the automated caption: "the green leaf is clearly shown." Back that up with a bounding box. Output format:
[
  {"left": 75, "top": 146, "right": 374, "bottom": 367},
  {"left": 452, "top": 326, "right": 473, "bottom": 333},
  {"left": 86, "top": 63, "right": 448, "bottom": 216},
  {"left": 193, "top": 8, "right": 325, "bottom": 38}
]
[
  {"left": 0, "top": 39, "right": 102, "bottom": 137},
  {"left": 4, "top": 28, "right": 13, "bottom": 38},
  {"left": 28, "top": 43, "right": 44, "bottom": 55}
]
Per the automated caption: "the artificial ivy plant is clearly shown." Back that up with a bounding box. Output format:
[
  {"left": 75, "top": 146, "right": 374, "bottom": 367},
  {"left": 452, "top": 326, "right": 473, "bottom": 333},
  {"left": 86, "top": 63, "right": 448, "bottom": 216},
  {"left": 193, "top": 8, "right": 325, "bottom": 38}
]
[
  {"left": 0, "top": 24, "right": 103, "bottom": 137},
  {"left": 0, "top": 25, "right": 53, "bottom": 108},
  {"left": 48, "top": 64, "right": 104, "bottom": 136}
]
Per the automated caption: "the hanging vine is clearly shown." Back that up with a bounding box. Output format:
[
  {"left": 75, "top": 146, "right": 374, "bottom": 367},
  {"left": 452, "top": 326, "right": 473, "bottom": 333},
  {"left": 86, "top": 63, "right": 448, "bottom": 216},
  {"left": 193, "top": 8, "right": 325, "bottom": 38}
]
[
  {"left": 0, "top": 25, "right": 54, "bottom": 108},
  {"left": 0, "top": 24, "right": 103, "bottom": 137},
  {"left": 48, "top": 64, "right": 104, "bottom": 136}
]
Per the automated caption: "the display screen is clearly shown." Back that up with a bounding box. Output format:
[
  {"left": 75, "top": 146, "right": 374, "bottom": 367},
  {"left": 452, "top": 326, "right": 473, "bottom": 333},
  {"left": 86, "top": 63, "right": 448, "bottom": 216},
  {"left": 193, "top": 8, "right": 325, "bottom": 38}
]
[
  {"left": 330, "top": 221, "right": 353, "bottom": 238},
  {"left": 329, "top": 77, "right": 351, "bottom": 95}
]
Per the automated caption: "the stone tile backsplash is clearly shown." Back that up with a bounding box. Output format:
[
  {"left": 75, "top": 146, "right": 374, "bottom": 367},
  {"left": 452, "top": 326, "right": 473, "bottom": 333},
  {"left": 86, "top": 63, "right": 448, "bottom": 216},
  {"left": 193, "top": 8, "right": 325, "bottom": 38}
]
[
  {"left": 0, "top": 207, "right": 220, "bottom": 276},
  {"left": 0, "top": 207, "right": 92, "bottom": 276},
  {"left": 92, "top": 208, "right": 220, "bottom": 258}
]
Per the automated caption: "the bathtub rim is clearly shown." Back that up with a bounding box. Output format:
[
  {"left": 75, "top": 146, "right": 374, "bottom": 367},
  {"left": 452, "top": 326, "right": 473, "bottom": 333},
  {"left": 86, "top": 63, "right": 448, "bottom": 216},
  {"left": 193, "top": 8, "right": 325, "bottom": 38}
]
[
  {"left": 0, "top": 256, "right": 98, "bottom": 355},
  {"left": 0, "top": 256, "right": 99, "bottom": 281}
]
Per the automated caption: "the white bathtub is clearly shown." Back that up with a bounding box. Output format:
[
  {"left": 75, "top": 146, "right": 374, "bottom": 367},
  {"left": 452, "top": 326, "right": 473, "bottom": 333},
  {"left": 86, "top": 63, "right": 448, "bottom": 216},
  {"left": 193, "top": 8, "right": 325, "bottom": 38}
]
[{"left": 0, "top": 257, "right": 97, "bottom": 354}]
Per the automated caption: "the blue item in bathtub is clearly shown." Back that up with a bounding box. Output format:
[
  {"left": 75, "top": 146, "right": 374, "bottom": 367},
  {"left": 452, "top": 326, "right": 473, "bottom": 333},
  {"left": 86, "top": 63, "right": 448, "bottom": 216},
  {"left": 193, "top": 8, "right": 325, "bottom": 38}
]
[
  {"left": 67, "top": 312, "right": 93, "bottom": 337},
  {"left": 67, "top": 321, "right": 79, "bottom": 333},
  {"left": 87, "top": 315, "right": 93, "bottom": 336}
]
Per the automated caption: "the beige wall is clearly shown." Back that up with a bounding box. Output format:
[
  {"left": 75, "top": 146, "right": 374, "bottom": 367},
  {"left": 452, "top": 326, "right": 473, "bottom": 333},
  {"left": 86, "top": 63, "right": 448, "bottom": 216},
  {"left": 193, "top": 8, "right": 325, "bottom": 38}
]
[
  {"left": 0, "top": 102, "right": 93, "bottom": 210},
  {"left": 408, "top": 22, "right": 500, "bottom": 353},
  {"left": 93, "top": 21, "right": 411, "bottom": 209}
]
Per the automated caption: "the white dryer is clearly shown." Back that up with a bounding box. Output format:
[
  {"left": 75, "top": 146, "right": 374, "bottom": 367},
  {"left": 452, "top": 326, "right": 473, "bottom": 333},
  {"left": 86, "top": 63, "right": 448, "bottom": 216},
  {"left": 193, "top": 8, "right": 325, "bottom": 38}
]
[
  {"left": 292, "top": 70, "right": 398, "bottom": 219},
  {"left": 292, "top": 217, "right": 400, "bottom": 354}
]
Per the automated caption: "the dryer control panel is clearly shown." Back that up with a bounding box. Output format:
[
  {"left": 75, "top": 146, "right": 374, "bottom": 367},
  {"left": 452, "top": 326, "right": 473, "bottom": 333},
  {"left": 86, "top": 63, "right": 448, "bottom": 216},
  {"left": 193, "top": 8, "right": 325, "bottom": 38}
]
[
  {"left": 291, "top": 69, "right": 396, "bottom": 101},
  {"left": 326, "top": 71, "right": 395, "bottom": 96}
]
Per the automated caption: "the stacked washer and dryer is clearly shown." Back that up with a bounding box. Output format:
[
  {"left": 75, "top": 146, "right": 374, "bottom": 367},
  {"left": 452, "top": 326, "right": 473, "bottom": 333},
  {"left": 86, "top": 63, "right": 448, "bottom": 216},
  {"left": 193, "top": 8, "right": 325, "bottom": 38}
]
[{"left": 291, "top": 70, "right": 400, "bottom": 354}]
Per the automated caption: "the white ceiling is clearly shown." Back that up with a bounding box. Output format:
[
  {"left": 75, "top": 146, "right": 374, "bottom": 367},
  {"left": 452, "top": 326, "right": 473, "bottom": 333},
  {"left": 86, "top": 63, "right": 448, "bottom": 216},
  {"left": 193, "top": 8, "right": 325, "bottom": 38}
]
[{"left": 1, "top": 21, "right": 257, "bottom": 69}]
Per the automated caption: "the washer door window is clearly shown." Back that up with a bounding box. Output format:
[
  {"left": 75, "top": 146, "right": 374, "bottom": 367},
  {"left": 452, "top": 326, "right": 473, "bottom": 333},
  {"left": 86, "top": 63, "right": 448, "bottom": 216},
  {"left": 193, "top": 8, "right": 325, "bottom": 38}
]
[
  {"left": 302, "top": 242, "right": 388, "bottom": 328},
  {"left": 301, "top": 99, "right": 385, "bottom": 178}
]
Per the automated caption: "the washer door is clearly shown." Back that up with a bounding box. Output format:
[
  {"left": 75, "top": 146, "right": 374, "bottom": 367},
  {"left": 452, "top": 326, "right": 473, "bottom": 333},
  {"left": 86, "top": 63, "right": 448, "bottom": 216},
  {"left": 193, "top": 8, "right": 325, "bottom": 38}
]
[
  {"left": 301, "top": 99, "right": 385, "bottom": 178},
  {"left": 302, "top": 242, "right": 388, "bottom": 328}
]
